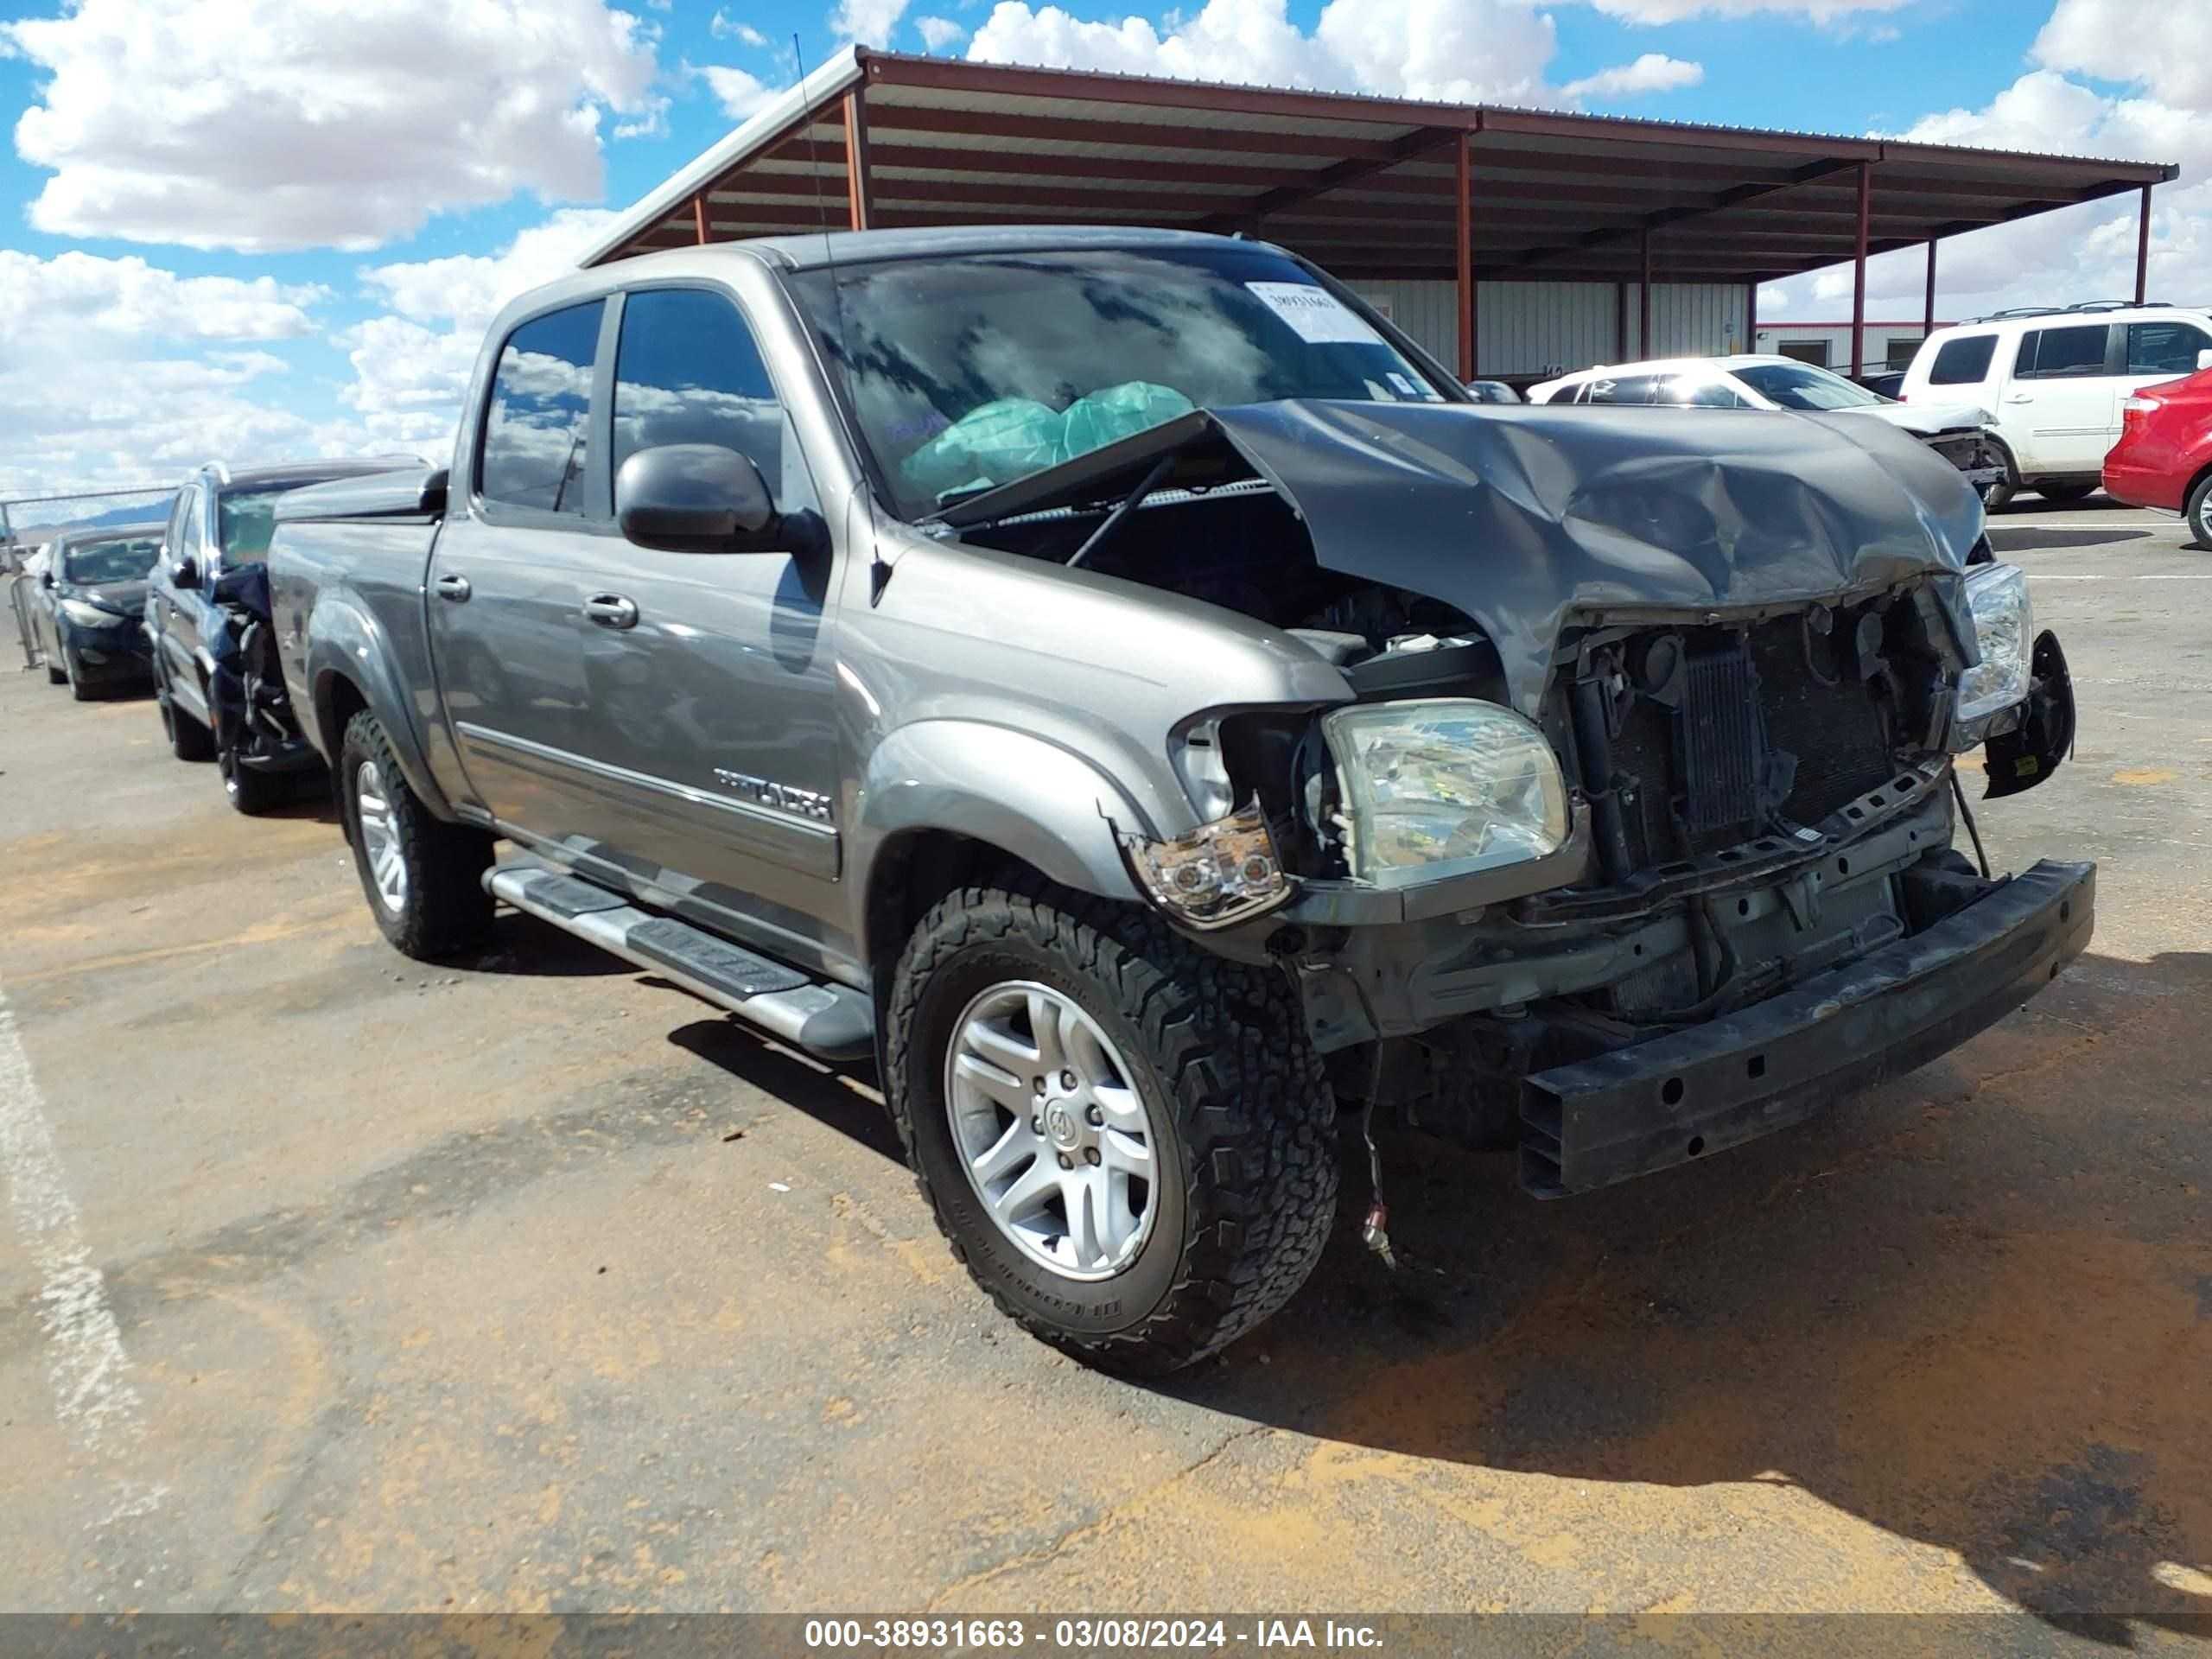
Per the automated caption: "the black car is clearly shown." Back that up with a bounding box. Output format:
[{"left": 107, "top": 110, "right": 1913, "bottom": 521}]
[
  {"left": 148, "top": 457, "right": 422, "bottom": 810},
  {"left": 29, "top": 522, "right": 166, "bottom": 698}
]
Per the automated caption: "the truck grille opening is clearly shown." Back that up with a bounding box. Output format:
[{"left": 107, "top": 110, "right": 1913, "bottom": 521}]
[{"left": 1564, "top": 609, "right": 1901, "bottom": 875}]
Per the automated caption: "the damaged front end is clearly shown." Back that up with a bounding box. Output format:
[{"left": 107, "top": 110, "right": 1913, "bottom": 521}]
[{"left": 947, "top": 397, "right": 2092, "bottom": 1196}]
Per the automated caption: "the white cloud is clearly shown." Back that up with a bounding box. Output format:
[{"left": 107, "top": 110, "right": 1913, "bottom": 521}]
[
  {"left": 967, "top": 0, "right": 1559, "bottom": 105},
  {"left": 1, "top": 0, "right": 661, "bottom": 253},
  {"left": 917, "top": 14, "right": 969, "bottom": 48},
  {"left": 1586, "top": 0, "right": 1910, "bottom": 20},
  {"left": 1560, "top": 52, "right": 1702, "bottom": 100},
  {"left": 342, "top": 208, "right": 626, "bottom": 455},
  {"left": 834, "top": 0, "right": 915, "bottom": 48},
  {"left": 697, "top": 63, "right": 784, "bottom": 119},
  {"left": 711, "top": 10, "right": 773, "bottom": 44},
  {"left": 0, "top": 253, "right": 323, "bottom": 362},
  {"left": 1766, "top": 19, "right": 2210, "bottom": 325},
  {"left": 0, "top": 252, "right": 346, "bottom": 500},
  {"left": 2031, "top": 0, "right": 2212, "bottom": 111}
]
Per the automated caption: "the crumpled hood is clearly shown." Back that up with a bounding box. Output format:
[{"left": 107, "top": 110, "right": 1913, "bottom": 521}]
[
  {"left": 1203, "top": 398, "right": 1984, "bottom": 715},
  {"left": 1830, "top": 399, "right": 1994, "bottom": 437}
]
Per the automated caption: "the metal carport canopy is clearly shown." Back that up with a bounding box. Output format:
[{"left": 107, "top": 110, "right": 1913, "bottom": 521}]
[{"left": 576, "top": 47, "right": 2177, "bottom": 376}]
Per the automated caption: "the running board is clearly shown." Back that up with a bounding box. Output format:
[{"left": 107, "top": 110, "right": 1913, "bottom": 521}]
[{"left": 484, "top": 864, "right": 874, "bottom": 1062}]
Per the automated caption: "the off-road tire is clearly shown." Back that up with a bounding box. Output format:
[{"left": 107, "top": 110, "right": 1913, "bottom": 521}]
[
  {"left": 338, "top": 709, "right": 494, "bottom": 959},
  {"left": 886, "top": 878, "right": 1338, "bottom": 1375},
  {"left": 157, "top": 679, "right": 216, "bottom": 760},
  {"left": 220, "top": 747, "right": 289, "bottom": 816},
  {"left": 2186, "top": 473, "right": 2212, "bottom": 550},
  {"left": 2036, "top": 480, "right": 2098, "bottom": 505}
]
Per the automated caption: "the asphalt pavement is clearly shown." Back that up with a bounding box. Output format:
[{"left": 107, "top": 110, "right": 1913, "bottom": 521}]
[{"left": 0, "top": 499, "right": 2207, "bottom": 1645}]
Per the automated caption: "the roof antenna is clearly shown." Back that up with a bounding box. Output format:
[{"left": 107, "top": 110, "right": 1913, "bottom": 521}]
[{"left": 794, "top": 35, "right": 890, "bottom": 604}]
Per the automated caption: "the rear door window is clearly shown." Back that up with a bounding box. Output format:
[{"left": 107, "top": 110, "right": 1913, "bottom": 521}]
[
  {"left": 2126, "top": 320, "right": 2212, "bottom": 375},
  {"left": 479, "top": 301, "right": 607, "bottom": 516},
  {"left": 1926, "top": 334, "right": 1996, "bottom": 386},
  {"left": 2015, "top": 324, "right": 2113, "bottom": 380}
]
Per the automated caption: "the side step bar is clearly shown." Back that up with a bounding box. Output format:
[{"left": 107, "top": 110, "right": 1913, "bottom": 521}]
[{"left": 484, "top": 864, "right": 874, "bottom": 1062}]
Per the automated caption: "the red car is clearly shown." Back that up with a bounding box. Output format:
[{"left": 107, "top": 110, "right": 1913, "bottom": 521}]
[{"left": 2104, "top": 365, "right": 2212, "bottom": 544}]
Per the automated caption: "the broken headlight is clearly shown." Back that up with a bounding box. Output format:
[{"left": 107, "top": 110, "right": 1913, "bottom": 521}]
[
  {"left": 1120, "top": 799, "right": 1289, "bottom": 930},
  {"left": 1951, "top": 563, "right": 2031, "bottom": 747},
  {"left": 1322, "top": 699, "right": 1568, "bottom": 887}
]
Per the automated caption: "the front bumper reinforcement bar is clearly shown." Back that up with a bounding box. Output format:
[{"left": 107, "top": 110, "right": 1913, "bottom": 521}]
[{"left": 1520, "top": 859, "right": 2095, "bottom": 1196}]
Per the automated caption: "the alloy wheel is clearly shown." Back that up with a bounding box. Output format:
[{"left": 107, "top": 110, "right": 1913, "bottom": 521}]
[
  {"left": 355, "top": 759, "right": 408, "bottom": 915},
  {"left": 944, "top": 980, "right": 1160, "bottom": 1281}
]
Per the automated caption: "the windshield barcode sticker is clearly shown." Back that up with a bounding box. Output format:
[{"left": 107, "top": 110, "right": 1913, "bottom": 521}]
[{"left": 1246, "top": 283, "right": 1386, "bottom": 346}]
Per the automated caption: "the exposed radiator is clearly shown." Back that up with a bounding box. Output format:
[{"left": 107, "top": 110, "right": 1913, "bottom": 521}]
[{"left": 1677, "top": 645, "right": 1761, "bottom": 843}]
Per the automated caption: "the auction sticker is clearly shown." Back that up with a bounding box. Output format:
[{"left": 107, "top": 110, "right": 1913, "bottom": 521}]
[{"left": 1246, "top": 282, "right": 1386, "bottom": 346}]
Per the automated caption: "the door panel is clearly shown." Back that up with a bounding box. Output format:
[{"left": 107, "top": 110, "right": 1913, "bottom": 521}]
[
  {"left": 562, "top": 284, "right": 848, "bottom": 962},
  {"left": 426, "top": 299, "right": 611, "bottom": 828},
  {"left": 2007, "top": 323, "right": 2115, "bottom": 474}
]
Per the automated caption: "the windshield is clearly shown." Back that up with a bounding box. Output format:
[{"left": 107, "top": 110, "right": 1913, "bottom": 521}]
[
  {"left": 786, "top": 245, "right": 1451, "bottom": 520},
  {"left": 63, "top": 537, "right": 160, "bottom": 584},
  {"left": 215, "top": 484, "right": 302, "bottom": 563},
  {"left": 1732, "top": 360, "right": 1888, "bottom": 410}
]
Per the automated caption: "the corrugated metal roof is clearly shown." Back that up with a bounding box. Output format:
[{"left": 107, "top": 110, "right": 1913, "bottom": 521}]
[{"left": 578, "top": 47, "right": 2180, "bottom": 284}]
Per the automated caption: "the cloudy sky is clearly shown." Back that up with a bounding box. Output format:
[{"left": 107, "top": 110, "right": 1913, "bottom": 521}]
[{"left": 1, "top": 0, "right": 2203, "bottom": 509}]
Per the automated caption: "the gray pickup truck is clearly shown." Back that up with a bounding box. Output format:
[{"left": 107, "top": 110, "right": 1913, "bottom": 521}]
[{"left": 268, "top": 226, "right": 2091, "bottom": 1374}]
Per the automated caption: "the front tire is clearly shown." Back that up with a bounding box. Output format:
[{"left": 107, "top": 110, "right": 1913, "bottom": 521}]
[
  {"left": 220, "top": 747, "right": 289, "bottom": 815},
  {"left": 887, "top": 880, "right": 1338, "bottom": 1375},
  {"left": 66, "top": 653, "right": 94, "bottom": 702},
  {"left": 45, "top": 658, "right": 67, "bottom": 686},
  {"left": 338, "top": 709, "right": 493, "bottom": 959},
  {"left": 2186, "top": 474, "right": 2212, "bottom": 550}
]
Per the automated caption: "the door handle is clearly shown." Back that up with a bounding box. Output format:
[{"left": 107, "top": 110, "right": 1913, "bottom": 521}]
[
  {"left": 435, "top": 573, "right": 472, "bottom": 602},
  {"left": 583, "top": 594, "right": 639, "bottom": 630},
  {"left": 2003, "top": 393, "right": 2033, "bottom": 404}
]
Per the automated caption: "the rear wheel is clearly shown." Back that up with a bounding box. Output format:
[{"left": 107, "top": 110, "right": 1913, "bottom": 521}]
[
  {"left": 2037, "top": 480, "right": 2098, "bottom": 504},
  {"left": 886, "top": 879, "right": 1338, "bottom": 1375},
  {"left": 157, "top": 677, "right": 216, "bottom": 760},
  {"left": 338, "top": 709, "right": 494, "bottom": 959}
]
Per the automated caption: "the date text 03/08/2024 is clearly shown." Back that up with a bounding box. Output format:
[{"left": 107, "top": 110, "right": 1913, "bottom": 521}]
[{"left": 803, "top": 1618, "right": 1383, "bottom": 1649}]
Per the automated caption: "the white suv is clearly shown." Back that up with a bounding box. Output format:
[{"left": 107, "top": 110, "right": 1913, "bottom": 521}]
[{"left": 1897, "top": 303, "right": 2212, "bottom": 507}]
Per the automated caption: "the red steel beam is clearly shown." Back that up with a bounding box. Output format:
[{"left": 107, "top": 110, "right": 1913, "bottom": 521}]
[
  {"left": 693, "top": 194, "right": 709, "bottom": 245},
  {"left": 1851, "top": 161, "right": 1871, "bottom": 378},
  {"left": 844, "top": 92, "right": 872, "bottom": 231},
  {"left": 1639, "top": 229, "right": 1652, "bottom": 353},
  {"left": 1457, "top": 134, "right": 1475, "bottom": 380},
  {"left": 2135, "top": 182, "right": 2152, "bottom": 304}
]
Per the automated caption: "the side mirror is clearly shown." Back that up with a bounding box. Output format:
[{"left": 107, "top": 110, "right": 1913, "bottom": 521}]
[
  {"left": 2197, "top": 348, "right": 2212, "bottom": 371},
  {"left": 616, "top": 444, "right": 779, "bottom": 553},
  {"left": 170, "top": 554, "right": 200, "bottom": 589}
]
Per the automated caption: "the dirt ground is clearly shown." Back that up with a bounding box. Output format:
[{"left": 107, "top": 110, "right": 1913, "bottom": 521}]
[{"left": 1, "top": 497, "right": 2207, "bottom": 1648}]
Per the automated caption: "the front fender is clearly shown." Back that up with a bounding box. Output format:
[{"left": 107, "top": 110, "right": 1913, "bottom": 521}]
[
  {"left": 303, "top": 593, "right": 457, "bottom": 821},
  {"left": 851, "top": 721, "right": 1153, "bottom": 950}
]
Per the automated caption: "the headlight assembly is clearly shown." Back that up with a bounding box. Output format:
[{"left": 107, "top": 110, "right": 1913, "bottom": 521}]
[
  {"left": 1952, "top": 563, "right": 2031, "bottom": 747},
  {"left": 1119, "top": 799, "right": 1288, "bottom": 930},
  {"left": 1323, "top": 698, "right": 1568, "bottom": 887},
  {"left": 59, "top": 599, "right": 129, "bottom": 629}
]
